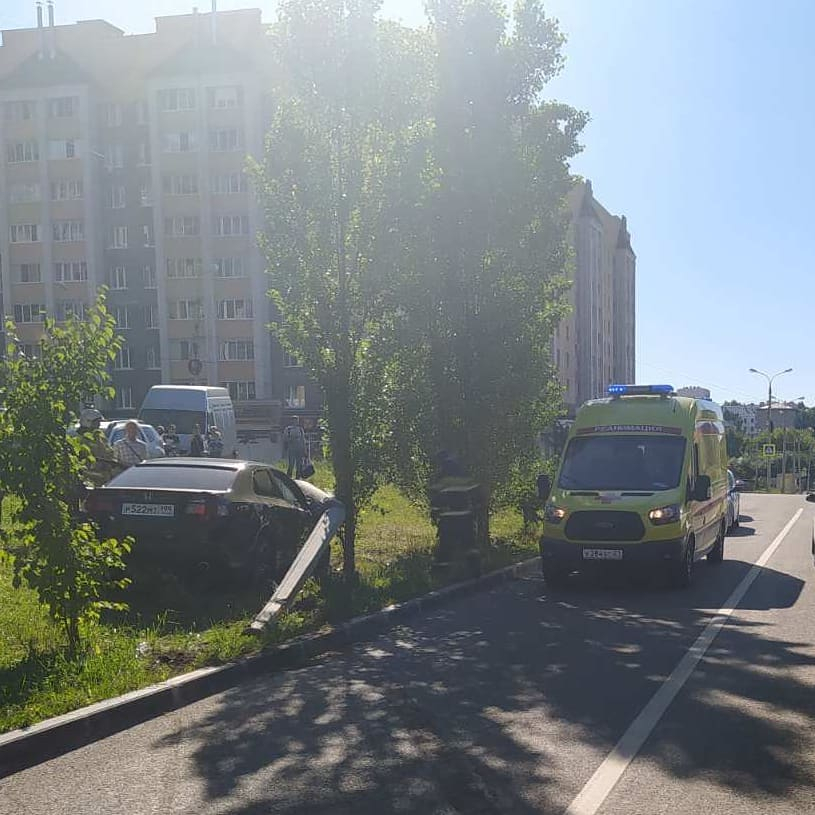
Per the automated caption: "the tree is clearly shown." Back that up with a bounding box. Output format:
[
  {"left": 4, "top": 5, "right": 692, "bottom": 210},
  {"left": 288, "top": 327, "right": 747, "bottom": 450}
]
[
  {"left": 0, "top": 296, "right": 130, "bottom": 655},
  {"left": 252, "top": 0, "right": 432, "bottom": 579},
  {"left": 393, "top": 0, "right": 586, "bottom": 501}
]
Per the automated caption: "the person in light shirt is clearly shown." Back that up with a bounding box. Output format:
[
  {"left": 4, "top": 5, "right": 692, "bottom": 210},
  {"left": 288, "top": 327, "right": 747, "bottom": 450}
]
[{"left": 113, "top": 421, "right": 148, "bottom": 468}]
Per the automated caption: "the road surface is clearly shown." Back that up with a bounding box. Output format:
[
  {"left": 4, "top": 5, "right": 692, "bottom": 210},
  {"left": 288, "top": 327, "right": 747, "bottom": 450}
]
[{"left": 2, "top": 493, "right": 814, "bottom": 814}]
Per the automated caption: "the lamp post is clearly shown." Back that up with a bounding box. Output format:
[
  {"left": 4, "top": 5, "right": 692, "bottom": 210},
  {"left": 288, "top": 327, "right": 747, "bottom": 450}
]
[{"left": 749, "top": 367, "right": 792, "bottom": 491}]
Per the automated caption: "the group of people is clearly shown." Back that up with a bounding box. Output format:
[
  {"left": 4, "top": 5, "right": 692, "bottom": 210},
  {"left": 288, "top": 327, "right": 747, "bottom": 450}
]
[{"left": 156, "top": 423, "right": 223, "bottom": 458}]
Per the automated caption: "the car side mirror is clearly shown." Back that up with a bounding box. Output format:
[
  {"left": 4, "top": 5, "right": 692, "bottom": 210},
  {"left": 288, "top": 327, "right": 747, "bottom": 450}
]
[
  {"left": 537, "top": 474, "right": 551, "bottom": 500},
  {"left": 692, "top": 475, "right": 712, "bottom": 502},
  {"left": 806, "top": 493, "right": 815, "bottom": 503}
]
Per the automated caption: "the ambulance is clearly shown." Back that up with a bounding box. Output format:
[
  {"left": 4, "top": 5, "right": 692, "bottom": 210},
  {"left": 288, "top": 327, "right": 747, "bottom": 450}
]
[{"left": 537, "top": 384, "right": 728, "bottom": 588}]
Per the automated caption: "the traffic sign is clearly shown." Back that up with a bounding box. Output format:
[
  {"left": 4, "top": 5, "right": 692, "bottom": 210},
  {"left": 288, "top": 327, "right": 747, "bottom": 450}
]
[{"left": 762, "top": 444, "right": 776, "bottom": 457}]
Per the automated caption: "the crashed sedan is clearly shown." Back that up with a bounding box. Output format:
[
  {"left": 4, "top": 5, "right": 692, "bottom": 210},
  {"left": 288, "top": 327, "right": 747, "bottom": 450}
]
[{"left": 86, "top": 459, "right": 331, "bottom": 583}]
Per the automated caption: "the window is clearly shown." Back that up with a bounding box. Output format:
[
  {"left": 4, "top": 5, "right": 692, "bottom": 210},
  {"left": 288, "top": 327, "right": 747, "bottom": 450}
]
[
  {"left": 114, "top": 306, "right": 130, "bottom": 330},
  {"left": 174, "top": 340, "right": 201, "bottom": 360},
  {"left": 50, "top": 180, "right": 82, "bottom": 201},
  {"left": 146, "top": 346, "right": 160, "bottom": 369},
  {"left": 15, "top": 263, "right": 41, "bottom": 283},
  {"left": 168, "top": 300, "right": 203, "bottom": 320},
  {"left": 99, "top": 102, "right": 123, "bottom": 127},
  {"left": 286, "top": 384, "right": 306, "bottom": 409},
  {"left": 113, "top": 346, "right": 132, "bottom": 370},
  {"left": 217, "top": 298, "right": 253, "bottom": 320},
  {"left": 115, "top": 386, "right": 133, "bottom": 410},
  {"left": 214, "top": 257, "right": 246, "bottom": 278},
  {"left": 5, "top": 100, "right": 36, "bottom": 121},
  {"left": 107, "top": 186, "right": 126, "bottom": 209},
  {"left": 164, "top": 216, "right": 200, "bottom": 237},
  {"left": 7, "top": 141, "right": 39, "bottom": 163},
  {"left": 162, "top": 174, "right": 199, "bottom": 195},
  {"left": 103, "top": 143, "right": 124, "bottom": 169},
  {"left": 207, "top": 86, "right": 243, "bottom": 109},
  {"left": 158, "top": 88, "right": 196, "bottom": 111},
  {"left": 9, "top": 224, "right": 39, "bottom": 243},
  {"left": 56, "top": 300, "right": 87, "bottom": 321},
  {"left": 284, "top": 352, "right": 300, "bottom": 368},
  {"left": 48, "top": 139, "right": 78, "bottom": 160},
  {"left": 48, "top": 96, "right": 78, "bottom": 118},
  {"left": 221, "top": 380, "right": 256, "bottom": 401},
  {"left": 161, "top": 131, "right": 197, "bottom": 153},
  {"left": 144, "top": 303, "right": 158, "bottom": 329},
  {"left": 210, "top": 172, "right": 247, "bottom": 195},
  {"left": 137, "top": 141, "right": 151, "bottom": 165},
  {"left": 109, "top": 266, "right": 127, "bottom": 290},
  {"left": 219, "top": 340, "right": 254, "bottom": 361},
  {"left": 109, "top": 226, "right": 128, "bottom": 249},
  {"left": 13, "top": 304, "right": 45, "bottom": 324},
  {"left": 209, "top": 128, "right": 243, "bottom": 152},
  {"left": 136, "top": 100, "right": 149, "bottom": 125},
  {"left": 166, "top": 257, "right": 202, "bottom": 278},
  {"left": 52, "top": 220, "right": 84, "bottom": 242},
  {"left": 213, "top": 215, "right": 249, "bottom": 237},
  {"left": 54, "top": 261, "right": 88, "bottom": 283},
  {"left": 10, "top": 183, "right": 41, "bottom": 203},
  {"left": 142, "top": 224, "right": 154, "bottom": 246},
  {"left": 140, "top": 181, "right": 153, "bottom": 206},
  {"left": 143, "top": 265, "right": 157, "bottom": 289}
]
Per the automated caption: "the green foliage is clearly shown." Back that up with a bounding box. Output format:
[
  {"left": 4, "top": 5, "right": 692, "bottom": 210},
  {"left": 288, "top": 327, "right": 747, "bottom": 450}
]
[{"left": 0, "top": 295, "right": 131, "bottom": 655}]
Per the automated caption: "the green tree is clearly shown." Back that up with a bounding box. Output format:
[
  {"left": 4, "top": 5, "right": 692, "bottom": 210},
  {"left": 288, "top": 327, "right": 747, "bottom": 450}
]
[
  {"left": 394, "top": 0, "right": 586, "bottom": 501},
  {"left": 252, "top": 0, "right": 432, "bottom": 579},
  {"left": 0, "top": 296, "right": 130, "bottom": 655}
]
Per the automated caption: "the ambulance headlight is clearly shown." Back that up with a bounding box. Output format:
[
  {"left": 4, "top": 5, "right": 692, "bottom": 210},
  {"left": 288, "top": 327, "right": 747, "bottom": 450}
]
[
  {"left": 649, "top": 504, "right": 681, "bottom": 525},
  {"left": 544, "top": 505, "right": 567, "bottom": 524}
]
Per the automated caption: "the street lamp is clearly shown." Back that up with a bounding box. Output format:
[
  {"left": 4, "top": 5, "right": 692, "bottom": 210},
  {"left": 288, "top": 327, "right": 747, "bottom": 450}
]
[{"left": 749, "top": 367, "right": 792, "bottom": 433}]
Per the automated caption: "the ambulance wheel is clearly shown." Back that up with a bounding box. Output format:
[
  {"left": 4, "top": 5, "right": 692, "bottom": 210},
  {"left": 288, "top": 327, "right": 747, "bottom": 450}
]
[
  {"left": 542, "top": 565, "right": 569, "bottom": 589},
  {"left": 708, "top": 522, "right": 725, "bottom": 564},
  {"left": 670, "top": 538, "right": 695, "bottom": 589}
]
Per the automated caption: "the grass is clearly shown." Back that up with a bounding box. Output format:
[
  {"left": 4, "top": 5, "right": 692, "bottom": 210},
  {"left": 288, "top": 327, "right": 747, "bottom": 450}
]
[{"left": 0, "top": 470, "right": 539, "bottom": 733}]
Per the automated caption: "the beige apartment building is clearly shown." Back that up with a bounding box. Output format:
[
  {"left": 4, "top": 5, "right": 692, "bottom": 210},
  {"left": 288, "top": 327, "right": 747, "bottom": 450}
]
[
  {"left": 553, "top": 180, "right": 636, "bottom": 412},
  {"left": 0, "top": 6, "right": 320, "bottom": 437}
]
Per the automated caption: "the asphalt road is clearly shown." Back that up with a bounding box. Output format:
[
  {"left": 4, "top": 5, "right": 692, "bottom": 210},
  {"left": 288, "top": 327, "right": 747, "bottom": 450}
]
[{"left": 2, "top": 493, "right": 813, "bottom": 815}]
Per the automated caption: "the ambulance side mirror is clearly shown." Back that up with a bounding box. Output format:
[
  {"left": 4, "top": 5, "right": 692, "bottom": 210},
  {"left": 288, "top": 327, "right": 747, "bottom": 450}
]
[
  {"left": 537, "top": 474, "right": 551, "bottom": 500},
  {"left": 691, "top": 475, "right": 712, "bottom": 502}
]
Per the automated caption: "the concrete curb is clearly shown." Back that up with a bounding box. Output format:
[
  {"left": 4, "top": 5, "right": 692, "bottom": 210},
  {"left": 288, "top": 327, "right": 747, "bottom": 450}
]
[{"left": 0, "top": 555, "right": 541, "bottom": 778}]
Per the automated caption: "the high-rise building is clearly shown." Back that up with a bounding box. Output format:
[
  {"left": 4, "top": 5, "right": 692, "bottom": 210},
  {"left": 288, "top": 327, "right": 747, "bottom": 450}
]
[
  {"left": 553, "top": 180, "right": 636, "bottom": 412},
  {"left": 0, "top": 6, "right": 320, "bottom": 436}
]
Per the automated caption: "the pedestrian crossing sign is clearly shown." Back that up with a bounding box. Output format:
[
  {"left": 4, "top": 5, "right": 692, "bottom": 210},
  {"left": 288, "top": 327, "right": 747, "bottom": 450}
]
[{"left": 762, "top": 444, "right": 776, "bottom": 457}]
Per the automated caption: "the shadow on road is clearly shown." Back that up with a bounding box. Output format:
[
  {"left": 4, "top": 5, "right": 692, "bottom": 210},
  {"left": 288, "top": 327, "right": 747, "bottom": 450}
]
[
  {"left": 157, "top": 559, "right": 815, "bottom": 814},
  {"left": 728, "top": 525, "right": 756, "bottom": 538}
]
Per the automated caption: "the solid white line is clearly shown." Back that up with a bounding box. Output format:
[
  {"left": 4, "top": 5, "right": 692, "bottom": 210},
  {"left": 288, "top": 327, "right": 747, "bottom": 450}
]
[{"left": 564, "top": 507, "right": 804, "bottom": 815}]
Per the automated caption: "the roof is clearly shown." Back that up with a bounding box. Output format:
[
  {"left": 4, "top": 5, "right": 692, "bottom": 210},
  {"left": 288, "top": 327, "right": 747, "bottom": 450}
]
[{"left": 573, "top": 395, "right": 699, "bottom": 433}]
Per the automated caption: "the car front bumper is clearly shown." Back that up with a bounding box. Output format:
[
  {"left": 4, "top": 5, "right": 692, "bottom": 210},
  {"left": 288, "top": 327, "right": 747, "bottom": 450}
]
[{"left": 539, "top": 535, "right": 687, "bottom": 569}]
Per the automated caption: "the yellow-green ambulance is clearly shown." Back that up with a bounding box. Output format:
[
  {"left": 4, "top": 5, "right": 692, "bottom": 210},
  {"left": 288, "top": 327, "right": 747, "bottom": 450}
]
[{"left": 538, "top": 384, "right": 728, "bottom": 588}]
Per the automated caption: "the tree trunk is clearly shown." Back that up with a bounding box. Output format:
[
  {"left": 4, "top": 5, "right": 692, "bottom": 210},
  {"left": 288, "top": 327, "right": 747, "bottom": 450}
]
[{"left": 327, "top": 376, "right": 356, "bottom": 583}]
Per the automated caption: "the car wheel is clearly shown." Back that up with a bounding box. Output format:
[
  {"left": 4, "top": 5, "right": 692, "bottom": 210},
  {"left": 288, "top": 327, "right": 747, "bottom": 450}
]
[
  {"left": 708, "top": 522, "right": 725, "bottom": 564},
  {"left": 670, "top": 538, "right": 695, "bottom": 588},
  {"left": 542, "top": 564, "right": 570, "bottom": 589}
]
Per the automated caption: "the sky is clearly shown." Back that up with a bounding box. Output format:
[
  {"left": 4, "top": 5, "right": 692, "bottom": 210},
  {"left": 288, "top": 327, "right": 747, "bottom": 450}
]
[{"left": 2, "top": 0, "right": 813, "bottom": 405}]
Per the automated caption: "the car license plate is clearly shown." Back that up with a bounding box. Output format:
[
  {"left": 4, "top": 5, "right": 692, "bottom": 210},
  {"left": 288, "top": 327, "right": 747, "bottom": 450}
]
[
  {"left": 121, "top": 503, "right": 175, "bottom": 518},
  {"left": 583, "top": 548, "right": 623, "bottom": 561}
]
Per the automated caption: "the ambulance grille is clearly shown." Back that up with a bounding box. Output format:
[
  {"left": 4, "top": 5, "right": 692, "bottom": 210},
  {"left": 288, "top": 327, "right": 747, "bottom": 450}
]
[{"left": 565, "top": 511, "right": 645, "bottom": 542}]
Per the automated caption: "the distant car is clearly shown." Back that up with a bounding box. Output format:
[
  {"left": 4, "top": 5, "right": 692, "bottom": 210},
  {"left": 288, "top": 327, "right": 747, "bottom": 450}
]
[
  {"left": 85, "top": 459, "right": 326, "bottom": 582},
  {"left": 734, "top": 478, "right": 748, "bottom": 492},
  {"left": 726, "top": 469, "right": 741, "bottom": 532},
  {"left": 106, "top": 420, "right": 166, "bottom": 459}
]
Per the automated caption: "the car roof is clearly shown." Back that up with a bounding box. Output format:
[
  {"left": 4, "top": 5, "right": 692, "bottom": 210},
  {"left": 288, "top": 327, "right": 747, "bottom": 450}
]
[{"left": 133, "top": 458, "right": 274, "bottom": 471}]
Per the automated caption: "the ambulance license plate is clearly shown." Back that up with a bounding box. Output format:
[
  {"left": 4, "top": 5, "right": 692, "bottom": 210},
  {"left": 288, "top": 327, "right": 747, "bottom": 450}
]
[{"left": 583, "top": 548, "right": 623, "bottom": 561}]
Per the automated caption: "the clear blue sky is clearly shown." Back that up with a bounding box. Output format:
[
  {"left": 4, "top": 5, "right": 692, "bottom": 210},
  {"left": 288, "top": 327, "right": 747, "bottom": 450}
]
[{"left": 2, "top": 0, "right": 813, "bottom": 405}]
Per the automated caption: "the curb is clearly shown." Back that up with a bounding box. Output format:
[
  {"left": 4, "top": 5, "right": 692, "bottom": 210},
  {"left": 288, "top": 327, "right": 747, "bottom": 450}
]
[{"left": 0, "top": 555, "right": 540, "bottom": 778}]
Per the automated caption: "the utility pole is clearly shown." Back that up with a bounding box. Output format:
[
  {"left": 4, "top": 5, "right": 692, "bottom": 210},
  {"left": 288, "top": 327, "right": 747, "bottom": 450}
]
[{"left": 749, "top": 367, "right": 792, "bottom": 492}]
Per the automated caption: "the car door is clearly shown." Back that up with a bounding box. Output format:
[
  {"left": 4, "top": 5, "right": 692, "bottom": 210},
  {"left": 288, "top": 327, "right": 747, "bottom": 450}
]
[
  {"left": 251, "top": 467, "right": 310, "bottom": 570},
  {"left": 268, "top": 470, "right": 315, "bottom": 546}
]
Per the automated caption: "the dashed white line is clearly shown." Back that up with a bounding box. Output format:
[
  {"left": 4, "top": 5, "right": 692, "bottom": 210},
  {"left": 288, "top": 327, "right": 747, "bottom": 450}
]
[{"left": 564, "top": 507, "right": 804, "bottom": 815}]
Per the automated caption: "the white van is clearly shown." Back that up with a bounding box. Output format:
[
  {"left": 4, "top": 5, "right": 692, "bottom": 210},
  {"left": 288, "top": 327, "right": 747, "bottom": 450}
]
[{"left": 138, "top": 385, "right": 236, "bottom": 456}]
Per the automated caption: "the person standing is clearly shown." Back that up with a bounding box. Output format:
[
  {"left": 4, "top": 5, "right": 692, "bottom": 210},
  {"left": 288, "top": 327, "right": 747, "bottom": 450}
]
[
  {"left": 77, "top": 407, "right": 120, "bottom": 487},
  {"left": 283, "top": 416, "right": 306, "bottom": 477},
  {"left": 207, "top": 426, "right": 224, "bottom": 457},
  {"left": 113, "top": 421, "right": 148, "bottom": 468},
  {"left": 163, "top": 424, "right": 180, "bottom": 456},
  {"left": 189, "top": 423, "right": 205, "bottom": 457}
]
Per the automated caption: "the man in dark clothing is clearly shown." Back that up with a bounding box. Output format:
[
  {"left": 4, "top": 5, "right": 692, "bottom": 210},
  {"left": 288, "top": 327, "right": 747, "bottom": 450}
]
[{"left": 189, "top": 424, "right": 205, "bottom": 457}]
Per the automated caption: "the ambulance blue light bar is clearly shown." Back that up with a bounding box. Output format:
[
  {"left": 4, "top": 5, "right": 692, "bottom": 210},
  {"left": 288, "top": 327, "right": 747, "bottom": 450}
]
[{"left": 607, "top": 384, "right": 675, "bottom": 396}]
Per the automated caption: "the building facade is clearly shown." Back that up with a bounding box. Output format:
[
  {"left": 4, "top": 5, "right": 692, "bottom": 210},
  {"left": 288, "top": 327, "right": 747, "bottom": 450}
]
[
  {"left": 0, "top": 7, "right": 317, "bottom": 436},
  {"left": 553, "top": 180, "right": 636, "bottom": 411}
]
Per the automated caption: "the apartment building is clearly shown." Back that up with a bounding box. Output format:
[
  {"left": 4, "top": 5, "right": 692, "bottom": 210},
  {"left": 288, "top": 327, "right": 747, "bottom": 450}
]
[
  {"left": 553, "top": 180, "right": 636, "bottom": 412},
  {"left": 0, "top": 6, "right": 319, "bottom": 434}
]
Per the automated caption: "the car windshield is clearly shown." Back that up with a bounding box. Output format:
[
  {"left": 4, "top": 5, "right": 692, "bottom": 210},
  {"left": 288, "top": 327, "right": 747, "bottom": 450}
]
[
  {"left": 108, "top": 464, "right": 239, "bottom": 491},
  {"left": 140, "top": 409, "right": 206, "bottom": 435},
  {"left": 558, "top": 435, "right": 686, "bottom": 492}
]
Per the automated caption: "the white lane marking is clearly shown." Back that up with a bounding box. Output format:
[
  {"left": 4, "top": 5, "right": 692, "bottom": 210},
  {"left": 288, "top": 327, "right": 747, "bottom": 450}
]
[{"left": 565, "top": 507, "right": 804, "bottom": 815}]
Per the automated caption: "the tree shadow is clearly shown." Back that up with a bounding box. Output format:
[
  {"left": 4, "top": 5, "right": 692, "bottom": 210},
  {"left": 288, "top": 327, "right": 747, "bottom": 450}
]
[
  {"left": 155, "top": 560, "right": 815, "bottom": 813},
  {"left": 728, "top": 525, "right": 756, "bottom": 537}
]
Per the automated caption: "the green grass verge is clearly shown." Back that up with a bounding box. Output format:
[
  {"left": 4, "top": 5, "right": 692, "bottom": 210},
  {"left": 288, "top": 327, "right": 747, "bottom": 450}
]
[{"left": 0, "top": 475, "right": 538, "bottom": 733}]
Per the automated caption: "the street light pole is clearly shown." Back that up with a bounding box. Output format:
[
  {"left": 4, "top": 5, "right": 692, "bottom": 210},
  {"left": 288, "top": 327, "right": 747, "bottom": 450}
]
[{"left": 749, "top": 367, "right": 792, "bottom": 491}]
